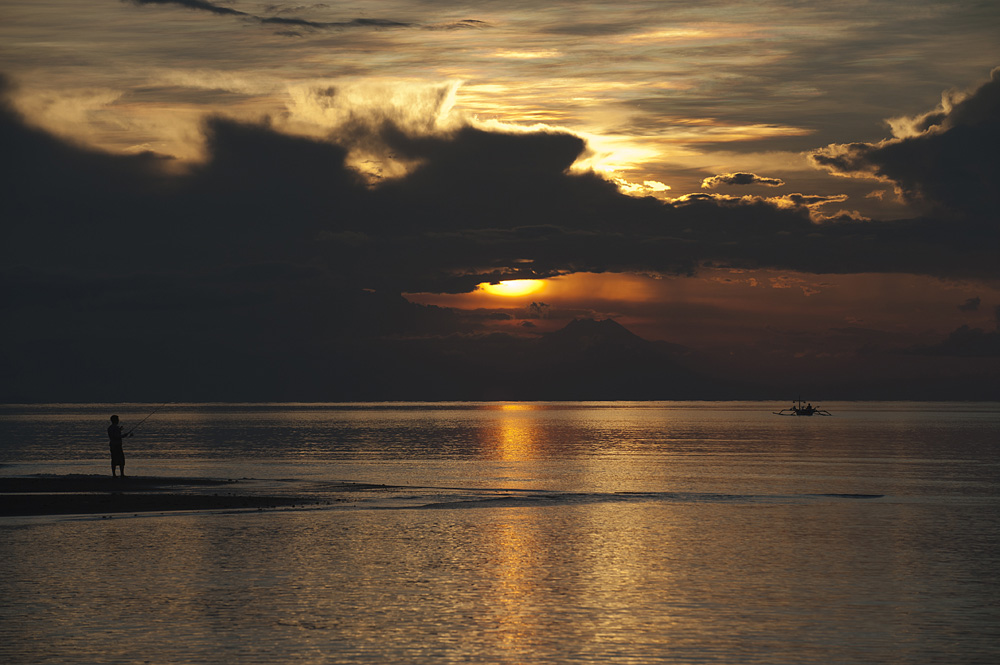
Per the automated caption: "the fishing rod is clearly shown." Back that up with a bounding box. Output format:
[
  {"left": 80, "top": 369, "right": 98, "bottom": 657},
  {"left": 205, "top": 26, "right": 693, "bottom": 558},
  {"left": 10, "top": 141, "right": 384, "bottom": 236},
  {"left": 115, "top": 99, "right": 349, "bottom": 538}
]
[{"left": 125, "top": 402, "right": 170, "bottom": 436}]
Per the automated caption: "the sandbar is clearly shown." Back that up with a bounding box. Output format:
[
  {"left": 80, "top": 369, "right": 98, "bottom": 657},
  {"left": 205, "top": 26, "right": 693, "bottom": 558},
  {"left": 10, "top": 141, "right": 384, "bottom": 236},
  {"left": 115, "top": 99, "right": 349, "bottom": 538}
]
[{"left": 0, "top": 474, "right": 333, "bottom": 517}]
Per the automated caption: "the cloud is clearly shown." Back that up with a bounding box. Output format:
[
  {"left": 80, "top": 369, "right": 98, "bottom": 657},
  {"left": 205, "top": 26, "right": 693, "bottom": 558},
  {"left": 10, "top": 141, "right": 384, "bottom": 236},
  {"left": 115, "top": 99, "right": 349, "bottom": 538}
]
[
  {"left": 701, "top": 172, "right": 785, "bottom": 188},
  {"left": 284, "top": 79, "right": 463, "bottom": 142},
  {"left": 3, "top": 69, "right": 1000, "bottom": 398},
  {"left": 526, "top": 302, "right": 551, "bottom": 319},
  {"left": 910, "top": 325, "right": 1000, "bottom": 358},
  {"left": 4, "top": 69, "right": 999, "bottom": 292},
  {"left": 671, "top": 191, "right": 852, "bottom": 223},
  {"left": 767, "top": 193, "right": 848, "bottom": 209},
  {"left": 426, "top": 19, "right": 490, "bottom": 31},
  {"left": 811, "top": 67, "right": 1000, "bottom": 221},
  {"left": 958, "top": 297, "right": 981, "bottom": 312},
  {"left": 126, "top": 0, "right": 411, "bottom": 30},
  {"left": 128, "top": 0, "right": 247, "bottom": 18},
  {"left": 909, "top": 304, "right": 1000, "bottom": 357},
  {"left": 126, "top": 1, "right": 486, "bottom": 32}
]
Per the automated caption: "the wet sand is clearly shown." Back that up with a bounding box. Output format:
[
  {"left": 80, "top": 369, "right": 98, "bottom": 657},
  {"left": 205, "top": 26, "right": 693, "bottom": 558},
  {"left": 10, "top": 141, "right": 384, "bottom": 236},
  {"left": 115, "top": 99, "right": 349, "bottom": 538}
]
[{"left": 0, "top": 474, "right": 332, "bottom": 517}]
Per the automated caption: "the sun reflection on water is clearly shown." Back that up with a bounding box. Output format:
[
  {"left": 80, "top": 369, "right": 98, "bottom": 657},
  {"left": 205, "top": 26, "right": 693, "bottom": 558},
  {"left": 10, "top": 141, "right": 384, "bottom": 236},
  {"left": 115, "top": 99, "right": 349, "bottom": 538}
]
[
  {"left": 490, "top": 403, "right": 543, "bottom": 461},
  {"left": 488, "top": 513, "right": 542, "bottom": 649}
]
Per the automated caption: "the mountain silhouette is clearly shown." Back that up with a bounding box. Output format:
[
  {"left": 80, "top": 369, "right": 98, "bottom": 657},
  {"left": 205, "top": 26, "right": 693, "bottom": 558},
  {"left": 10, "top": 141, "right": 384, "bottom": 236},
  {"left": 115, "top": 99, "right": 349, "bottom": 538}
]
[
  {"left": 344, "top": 318, "right": 727, "bottom": 401},
  {"left": 541, "top": 317, "right": 650, "bottom": 355},
  {"left": 523, "top": 318, "right": 717, "bottom": 399}
]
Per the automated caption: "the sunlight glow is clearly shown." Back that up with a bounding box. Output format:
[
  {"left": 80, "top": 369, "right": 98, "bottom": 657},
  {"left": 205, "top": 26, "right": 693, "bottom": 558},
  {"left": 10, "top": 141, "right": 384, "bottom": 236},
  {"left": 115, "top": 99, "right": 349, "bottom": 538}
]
[{"left": 480, "top": 280, "right": 546, "bottom": 297}]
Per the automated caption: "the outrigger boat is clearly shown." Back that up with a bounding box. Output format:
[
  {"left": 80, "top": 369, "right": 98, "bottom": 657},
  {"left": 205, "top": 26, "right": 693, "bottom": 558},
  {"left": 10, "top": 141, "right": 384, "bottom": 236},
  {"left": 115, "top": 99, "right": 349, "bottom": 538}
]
[{"left": 773, "top": 399, "right": 832, "bottom": 416}]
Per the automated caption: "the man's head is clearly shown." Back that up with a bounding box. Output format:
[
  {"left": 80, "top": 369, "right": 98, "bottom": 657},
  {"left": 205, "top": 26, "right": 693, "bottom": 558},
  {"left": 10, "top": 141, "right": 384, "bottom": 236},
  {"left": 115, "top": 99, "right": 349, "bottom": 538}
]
[{"left": 110, "top": 415, "right": 119, "bottom": 423}]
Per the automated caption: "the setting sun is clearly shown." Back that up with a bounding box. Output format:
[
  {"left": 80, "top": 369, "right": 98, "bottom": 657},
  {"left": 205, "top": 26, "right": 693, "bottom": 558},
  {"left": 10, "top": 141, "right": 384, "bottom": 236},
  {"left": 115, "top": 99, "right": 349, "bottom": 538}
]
[{"left": 479, "top": 280, "right": 546, "bottom": 297}]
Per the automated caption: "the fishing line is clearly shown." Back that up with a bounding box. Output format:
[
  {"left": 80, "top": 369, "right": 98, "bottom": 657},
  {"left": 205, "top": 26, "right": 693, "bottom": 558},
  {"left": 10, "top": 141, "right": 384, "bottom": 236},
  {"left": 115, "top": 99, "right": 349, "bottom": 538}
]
[{"left": 125, "top": 401, "right": 170, "bottom": 436}]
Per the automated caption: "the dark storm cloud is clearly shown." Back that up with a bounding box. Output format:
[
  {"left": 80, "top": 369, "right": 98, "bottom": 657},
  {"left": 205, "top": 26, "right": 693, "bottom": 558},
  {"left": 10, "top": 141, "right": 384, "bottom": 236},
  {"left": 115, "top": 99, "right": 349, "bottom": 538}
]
[
  {"left": 2, "top": 70, "right": 999, "bottom": 398},
  {"left": 5, "top": 63, "right": 996, "bottom": 295},
  {"left": 701, "top": 172, "right": 785, "bottom": 188},
  {"left": 811, "top": 67, "right": 1000, "bottom": 221}
]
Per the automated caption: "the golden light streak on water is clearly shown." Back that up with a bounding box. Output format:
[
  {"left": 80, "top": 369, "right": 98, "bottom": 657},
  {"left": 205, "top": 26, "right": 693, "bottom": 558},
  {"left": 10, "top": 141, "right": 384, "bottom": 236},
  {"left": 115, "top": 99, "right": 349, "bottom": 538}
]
[
  {"left": 494, "top": 403, "right": 541, "bottom": 461},
  {"left": 488, "top": 513, "right": 542, "bottom": 650}
]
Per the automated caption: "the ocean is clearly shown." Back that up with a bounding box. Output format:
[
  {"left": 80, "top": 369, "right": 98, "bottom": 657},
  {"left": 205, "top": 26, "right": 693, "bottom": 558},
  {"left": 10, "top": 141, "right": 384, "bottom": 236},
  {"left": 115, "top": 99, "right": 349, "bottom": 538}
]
[{"left": 1, "top": 401, "right": 998, "bottom": 664}]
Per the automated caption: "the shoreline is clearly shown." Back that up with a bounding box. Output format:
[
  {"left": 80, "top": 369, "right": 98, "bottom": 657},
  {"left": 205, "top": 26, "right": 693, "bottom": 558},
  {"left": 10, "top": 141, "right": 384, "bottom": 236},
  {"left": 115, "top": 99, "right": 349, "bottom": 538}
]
[{"left": 0, "top": 474, "right": 331, "bottom": 517}]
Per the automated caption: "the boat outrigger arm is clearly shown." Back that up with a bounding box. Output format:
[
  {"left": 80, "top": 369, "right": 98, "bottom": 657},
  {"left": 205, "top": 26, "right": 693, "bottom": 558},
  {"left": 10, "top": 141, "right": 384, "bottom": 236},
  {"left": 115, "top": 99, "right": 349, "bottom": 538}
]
[{"left": 773, "top": 399, "right": 832, "bottom": 416}]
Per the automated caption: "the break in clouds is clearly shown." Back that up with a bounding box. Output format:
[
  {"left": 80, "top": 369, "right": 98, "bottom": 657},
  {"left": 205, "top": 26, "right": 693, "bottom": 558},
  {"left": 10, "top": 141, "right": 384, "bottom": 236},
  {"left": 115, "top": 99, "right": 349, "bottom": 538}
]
[{"left": 2, "top": 68, "right": 999, "bottom": 397}]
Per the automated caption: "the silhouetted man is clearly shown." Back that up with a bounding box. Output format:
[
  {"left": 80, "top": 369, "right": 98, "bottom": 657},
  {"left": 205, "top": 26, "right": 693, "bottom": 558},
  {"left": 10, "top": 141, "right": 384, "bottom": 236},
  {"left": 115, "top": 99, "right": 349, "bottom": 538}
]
[{"left": 108, "top": 415, "right": 131, "bottom": 477}]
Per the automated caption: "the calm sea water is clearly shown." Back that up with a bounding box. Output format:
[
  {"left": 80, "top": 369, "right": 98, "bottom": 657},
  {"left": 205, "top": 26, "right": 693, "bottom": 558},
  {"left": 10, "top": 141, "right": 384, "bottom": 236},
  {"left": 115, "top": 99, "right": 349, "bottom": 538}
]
[{"left": 1, "top": 402, "right": 998, "bottom": 664}]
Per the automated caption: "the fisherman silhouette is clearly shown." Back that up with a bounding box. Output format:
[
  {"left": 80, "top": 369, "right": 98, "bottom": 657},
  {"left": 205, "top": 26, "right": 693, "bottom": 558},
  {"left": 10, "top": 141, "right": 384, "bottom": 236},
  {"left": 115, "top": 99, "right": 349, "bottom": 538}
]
[{"left": 108, "top": 415, "right": 132, "bottom": 477}]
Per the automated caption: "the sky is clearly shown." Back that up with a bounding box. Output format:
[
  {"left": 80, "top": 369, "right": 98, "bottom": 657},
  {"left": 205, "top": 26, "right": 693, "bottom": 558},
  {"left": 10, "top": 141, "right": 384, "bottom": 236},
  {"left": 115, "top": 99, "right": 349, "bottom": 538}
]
[{"left": 1, "top": 1, "right": 999, "bottom": 401}]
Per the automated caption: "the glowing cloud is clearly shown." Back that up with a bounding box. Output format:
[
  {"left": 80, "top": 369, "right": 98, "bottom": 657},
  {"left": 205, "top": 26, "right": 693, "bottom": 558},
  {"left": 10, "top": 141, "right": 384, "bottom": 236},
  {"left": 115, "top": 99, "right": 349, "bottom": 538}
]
[{"left": 702, "top": 172, "right": 785, "bottom": 188}]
